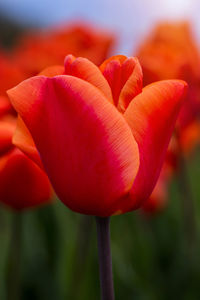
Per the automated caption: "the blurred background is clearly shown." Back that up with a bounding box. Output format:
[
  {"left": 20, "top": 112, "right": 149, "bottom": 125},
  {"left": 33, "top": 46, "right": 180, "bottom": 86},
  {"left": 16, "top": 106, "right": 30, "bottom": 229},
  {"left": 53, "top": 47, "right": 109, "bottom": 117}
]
[
  {"left": 1, "top": 0, "right": 200, "bottom": 53},
  {"left": 1, "top": 0, "right": 200, "bottom": 299}
]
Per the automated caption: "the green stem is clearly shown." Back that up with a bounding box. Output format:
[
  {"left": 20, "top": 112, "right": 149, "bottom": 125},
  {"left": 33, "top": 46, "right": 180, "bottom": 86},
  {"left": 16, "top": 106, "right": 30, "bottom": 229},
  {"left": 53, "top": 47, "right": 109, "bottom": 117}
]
[
  {"left": 96, "top": 217, "right": 114, "bottom": 300},
  {"left": 6, "top": 212, "right": 23, "bottom": 300}
]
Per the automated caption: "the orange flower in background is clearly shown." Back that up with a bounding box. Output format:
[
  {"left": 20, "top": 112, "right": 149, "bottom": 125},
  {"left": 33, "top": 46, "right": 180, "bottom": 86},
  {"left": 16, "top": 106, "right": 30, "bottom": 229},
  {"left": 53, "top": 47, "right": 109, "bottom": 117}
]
[
  {"left": 8, "top": 55, "right": 187, "bottom": 216},
  {"left": 137, "top": 21, "right": 200, "bottom": 146},
  {"left": 137, "top": 22, "right": 200, "bottom": 83},
  {"left": 13, "top": 22, "right": 114, "bottom": 77},
  {"left": 137, "top": 22, "right": 200, "bottom": 213}
]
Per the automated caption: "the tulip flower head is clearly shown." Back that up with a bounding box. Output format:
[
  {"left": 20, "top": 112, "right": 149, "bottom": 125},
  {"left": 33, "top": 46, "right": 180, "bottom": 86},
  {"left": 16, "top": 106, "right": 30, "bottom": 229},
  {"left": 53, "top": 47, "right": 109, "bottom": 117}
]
[{"left": 8, "top": 55, "right": 187, "bottom": 216}]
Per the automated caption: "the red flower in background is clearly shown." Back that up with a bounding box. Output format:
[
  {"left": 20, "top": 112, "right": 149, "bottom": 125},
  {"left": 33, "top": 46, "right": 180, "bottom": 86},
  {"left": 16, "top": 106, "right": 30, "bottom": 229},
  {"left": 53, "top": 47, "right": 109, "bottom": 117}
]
[
  {"left": 0, "top": 50, "right": 26, "bottom": 116},
  {"left": 13, "top": 22, "right": 114, "bottom": 77},
  {"left": 0, "top": 51, "right": 25, "bottom": 97},
  {"left": 0, "top": 58, "right": 52, "bottom": 210},
  {"left": 137, "top": 22, "right": 200, "bottom": 212},
  {"left": 8, "top": 55, "right": 187, "bottom": 216}
]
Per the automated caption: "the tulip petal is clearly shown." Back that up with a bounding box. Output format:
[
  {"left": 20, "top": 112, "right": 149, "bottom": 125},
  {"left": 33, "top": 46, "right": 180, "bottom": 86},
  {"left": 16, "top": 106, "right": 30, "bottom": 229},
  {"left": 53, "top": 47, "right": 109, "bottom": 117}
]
[
  {"left": 118, "top": 57, "right": 143, "bottom": 112},
  {"left": 100, "top": 55, "right": 127, "bottom": 71},
  {"left": 100, "top": 55, "right": 126, "bottom": 105},
  {"left": 8, "top": 75, "right": 139, "bottom": 216},
  {"left": 121, "top": 80, "right": 187, "bottom": 212},
  {"left": 0, "top": 148, "right": 52, "bottom": 210},
  {"left": 100, "top": 56, "right": 143, "bottom": 109},
  {"left": 63, "top": 54, "right": 76, "bottom": 72},
  {"left": 13, "top": 116, "right": 43, "bottom": 167},
  {"left": 64, "top": 55, "right": 113, "bottom": 103}
]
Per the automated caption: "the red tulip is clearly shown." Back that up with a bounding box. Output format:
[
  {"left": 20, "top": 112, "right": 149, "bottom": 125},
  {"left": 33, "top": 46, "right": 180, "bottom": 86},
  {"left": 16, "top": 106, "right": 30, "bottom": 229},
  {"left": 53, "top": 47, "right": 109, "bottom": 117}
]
[
  {"left": 8, "top": 55, "right": 187, "bottom": 216},
  {"left": 0, "top": 102, "right": 52, "bottom": 211}
]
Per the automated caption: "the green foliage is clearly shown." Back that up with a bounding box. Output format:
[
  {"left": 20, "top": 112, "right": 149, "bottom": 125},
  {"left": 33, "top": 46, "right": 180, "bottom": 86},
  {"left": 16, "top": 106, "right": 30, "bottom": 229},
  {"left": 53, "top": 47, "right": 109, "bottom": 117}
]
[{"left": 1, "top": 149, "right": 200, "bottom": 300}]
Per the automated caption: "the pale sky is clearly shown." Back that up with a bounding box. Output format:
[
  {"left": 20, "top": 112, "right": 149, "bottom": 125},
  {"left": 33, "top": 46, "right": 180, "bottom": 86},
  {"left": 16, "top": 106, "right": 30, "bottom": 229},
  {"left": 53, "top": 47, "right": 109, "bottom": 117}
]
[{"left": 0, "top": 0, "right": 199, "bottom": 54}]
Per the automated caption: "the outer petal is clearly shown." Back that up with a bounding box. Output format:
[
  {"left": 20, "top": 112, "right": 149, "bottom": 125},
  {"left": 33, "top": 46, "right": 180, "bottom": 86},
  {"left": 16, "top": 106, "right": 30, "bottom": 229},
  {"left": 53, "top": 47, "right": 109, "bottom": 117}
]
[
  {"left": 8, "top": 75, "right": 139, "bottom": 216},
  {"left": 64, "top": 55, "right": 113, "bottom": 103},
  {"left": 13, "top": 115, "right": 43, "bottom": 167},
  {"left": 0, "top": 148, "right": 52, "bottom": 210},
  {"left": 120, "top": 80, "right": 187, "bottom": 212}
]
